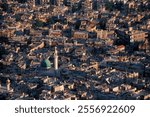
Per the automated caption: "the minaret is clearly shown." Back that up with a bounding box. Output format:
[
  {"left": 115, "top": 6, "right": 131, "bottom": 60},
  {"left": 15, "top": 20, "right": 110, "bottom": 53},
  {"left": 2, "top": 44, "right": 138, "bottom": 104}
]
[
  {"left": 32, "top": 0, "right": 36, "bottom": 7},
  {"left": 6, "top": 79, "right": 10, "bottom": 92},
  {"left": 54, "top": 47, "right": 58, "bottom": 70}
]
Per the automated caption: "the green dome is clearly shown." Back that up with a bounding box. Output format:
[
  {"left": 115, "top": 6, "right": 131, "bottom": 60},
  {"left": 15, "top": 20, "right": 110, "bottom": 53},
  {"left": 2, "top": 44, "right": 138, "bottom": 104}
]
[{"left": 41, "top": 59, "right": 51, "bottom": 69}]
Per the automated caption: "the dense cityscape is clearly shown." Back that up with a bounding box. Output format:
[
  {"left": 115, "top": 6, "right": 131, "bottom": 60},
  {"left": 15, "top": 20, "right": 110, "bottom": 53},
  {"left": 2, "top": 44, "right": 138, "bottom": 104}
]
[{"left": 0, "top": 0, "right": 150, "bottom": 100}]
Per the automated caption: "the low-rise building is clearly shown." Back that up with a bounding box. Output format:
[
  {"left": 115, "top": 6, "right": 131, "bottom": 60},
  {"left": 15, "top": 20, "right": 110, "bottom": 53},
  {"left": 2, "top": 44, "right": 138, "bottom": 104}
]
[{"left": 73, "top": 31, "right": 88, "bottom": 39}]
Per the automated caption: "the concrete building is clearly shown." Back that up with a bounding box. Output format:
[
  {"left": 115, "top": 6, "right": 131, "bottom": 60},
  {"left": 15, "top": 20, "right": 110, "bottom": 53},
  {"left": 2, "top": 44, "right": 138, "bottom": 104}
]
[
  {"left": 96, "top": 30, "right": 108, "bottom": 39},
  {"left": 0, "top": 0, "right": 150, "bottom": 100},
  {"left": 73, "top": 31, "right": 88, "bottom": 39},
  {"left": 130, "top": 30, "right": 148, "bottom": 42}
]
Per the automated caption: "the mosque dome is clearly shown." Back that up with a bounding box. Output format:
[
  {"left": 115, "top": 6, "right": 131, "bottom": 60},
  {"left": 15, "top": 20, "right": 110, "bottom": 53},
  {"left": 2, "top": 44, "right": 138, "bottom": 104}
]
[{"left": 41, "top": 59, "right": 51, "bottom": 69}]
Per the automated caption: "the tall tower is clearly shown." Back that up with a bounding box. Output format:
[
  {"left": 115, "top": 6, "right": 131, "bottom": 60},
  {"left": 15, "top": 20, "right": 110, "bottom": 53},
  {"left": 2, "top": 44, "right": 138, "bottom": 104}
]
[
  {"left": 6, "top": 79, "right": 10, "bottom": 92},
  {"left": 33, "top": 0, "right": 35, "bottom": 7},
  {"left": 54, "top": 47, "right": 58, "bottom": 70}
]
